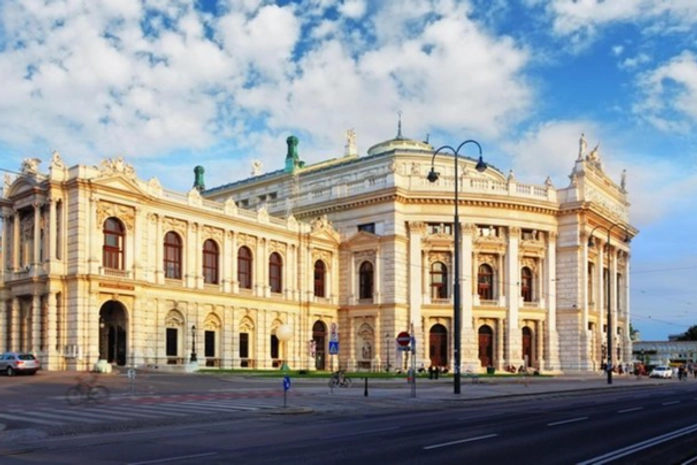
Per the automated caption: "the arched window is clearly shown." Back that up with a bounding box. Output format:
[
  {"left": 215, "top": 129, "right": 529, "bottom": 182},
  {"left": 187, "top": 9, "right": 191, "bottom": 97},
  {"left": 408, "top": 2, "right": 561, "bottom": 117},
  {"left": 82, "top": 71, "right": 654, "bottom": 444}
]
[
  {"left": 238, "top": 246, "right": 252, "bottom": 289},
  {"left": 314, "top": 260, "right": 326, "bottom": 297},
  {"left": 359, "top": 261, "right": 374, "bottom": 299},
  {"left": 103, "top": 218, "right": 125, "bottom": 270},
  {"left": 430, "top": 262, "right": 448, "bottom": 299},
  {"left": 269, "top": 252, "right": 282, "bottom": 293},
  {"left": 521, "top": 267, "right": 533, "bottom": 302},
  {"left": 478, "top": 264, "right": 494, "bottom": 300},
  {"left": 164, "top": 232, "right": 182, "bottom": 279},
  {"left": 202, "top": 239, "right": 219, "bottom": 284}
]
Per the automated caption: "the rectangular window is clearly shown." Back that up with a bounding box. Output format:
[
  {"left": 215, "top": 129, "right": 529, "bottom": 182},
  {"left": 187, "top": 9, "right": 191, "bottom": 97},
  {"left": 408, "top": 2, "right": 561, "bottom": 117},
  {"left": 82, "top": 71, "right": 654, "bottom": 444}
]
[
  {"left": 239, "top": 333, "right": 249, "bottom": 358},
  {"left": 166, "top": 328, "right": 178, "bottom": 357},
  {"left": 477, "top": 225, "right": 499, "bottom": 237},
  {"left": 269, "top": 192, "right": 277, "bottom": 200},
  {"left": 205, "top": 331, "right": 215, "bottom": 357},
  {"left": 270, "top": 335, "right": 279, "bottom": 359},
  {"left": 358, "top": 223, "right": 375, "bottom": 234}
]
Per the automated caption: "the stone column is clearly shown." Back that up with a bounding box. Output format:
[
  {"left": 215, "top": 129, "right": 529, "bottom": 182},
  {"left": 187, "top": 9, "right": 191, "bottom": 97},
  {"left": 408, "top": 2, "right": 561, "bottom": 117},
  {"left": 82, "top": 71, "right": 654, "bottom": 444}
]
[
  {"left": 506, "top": 227, "right": 521, "bottom": 366},
  {"left": 10, "top": 298, "right": 19, "bottom": 351},
  {"left": 46, "top": 293, "right": 58, "bottom": 370},
  {"left": 186, "top": 222, "right": 196, "bottom": 288},
  {"left": 374, "top": 243, "right": 381, "bottom": 305},
  {"left": 461, "top": 223, "right": 478, "bottom": 370},
  {"left": 407, "top": 222, "right": 425, "bottom": 366},
  {"left": 31, "top": 294, "right": 41, "bottom": 356},
  {"left": 623, "top": 254, "right": 632, "bottom": 363},
  {"left": 48, "top": 199, "right": 57, "bottom": 261},
  {"left": 13, "top": 210, "right": 20, "bottom": 270},
  {"left": 0, "top": 299, "right": 8, "bottom": 352},
  {"left": 258, "top": 238, "right": 266, "bottom": 298},
  {"left": 348, "top": 252, "right": 356, "bottom": 306},
  {"left": 545, "top": 231, "right": 560, "bottom": 370},
  {"left": 231, "top": 232, "right": 239, "bottom": 293},
  {"left": 611, "top": 247, "right": 618, "bottom": 363},
  {"left": 1, "top": 209, "right": 8, "bottom": 276},
  {"left": 89, "top": 196, "right": 100, "bottom": 274},
  {"left": 154, "top": 214, "right": 163, "bottom": 284},
  {"left": 597, "top": 239, "right": 605, "bottom": 364}
]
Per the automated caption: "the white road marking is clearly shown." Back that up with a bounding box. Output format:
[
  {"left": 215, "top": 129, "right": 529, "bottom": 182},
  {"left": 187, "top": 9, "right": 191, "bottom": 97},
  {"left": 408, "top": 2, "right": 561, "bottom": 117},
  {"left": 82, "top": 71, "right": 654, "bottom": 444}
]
[
  {"left": 423, "top": 434, "right": 498, "bottom": 450},
  {"left": 618, "top": 407, "right": 644, "bottom": 413},
  {"left": 0, "top": 412, "right": 64, "bottom": 426},
  {"left": 127, "top": 452, "right": 218, "bottom": 465},
  {"left": 322, "top": 426, "right": 400, "bottom": 439},
  {"left": 547, "top": 417, "right": 588, "bottom": 426},
  {"left": 662, "top": 401, "right": 680, "bottom": 406}
]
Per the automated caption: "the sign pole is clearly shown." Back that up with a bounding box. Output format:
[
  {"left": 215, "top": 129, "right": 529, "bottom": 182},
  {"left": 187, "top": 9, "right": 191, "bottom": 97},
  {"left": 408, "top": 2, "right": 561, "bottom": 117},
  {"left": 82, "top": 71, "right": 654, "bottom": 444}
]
[{"left": 411, "top": 334, "right": 416, "bottom": 398}]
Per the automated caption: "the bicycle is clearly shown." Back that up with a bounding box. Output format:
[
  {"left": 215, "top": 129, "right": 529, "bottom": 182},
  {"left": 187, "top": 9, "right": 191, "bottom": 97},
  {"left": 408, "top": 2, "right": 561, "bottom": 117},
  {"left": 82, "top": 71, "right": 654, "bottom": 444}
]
[
  {"left": 329, "top": 370, "right": 352, "bottom": 388},
  {"left": 65, "top": 375, "right": 110, "bottom": 405}
]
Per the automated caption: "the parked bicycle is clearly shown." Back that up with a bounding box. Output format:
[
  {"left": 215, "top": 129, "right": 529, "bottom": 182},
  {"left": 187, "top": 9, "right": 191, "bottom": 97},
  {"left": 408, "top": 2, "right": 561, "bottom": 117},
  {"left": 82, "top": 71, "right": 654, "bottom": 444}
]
[
  {"left": 65, "top": 374, "right": 110, "bottom": 405},
  {"left": 329, "top": 370, "right": 352, "bottom": 388}
]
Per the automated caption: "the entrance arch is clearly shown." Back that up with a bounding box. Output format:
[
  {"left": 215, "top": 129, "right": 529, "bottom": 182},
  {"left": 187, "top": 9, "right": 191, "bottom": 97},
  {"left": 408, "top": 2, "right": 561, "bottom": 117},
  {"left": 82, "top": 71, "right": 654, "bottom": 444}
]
[
  {"left": 99, "top": 301, "right": 128, "bottom": 366},
  {"left": 429, "top": 324, "right": 448, "bottom": 367},
  {"left": 312, "top": 321, "right": 327, "bottom": 370},
  {"left": 478, "top": 325, "right": 494, "bottom": 368},
  {"left": 522, "top": 326, "right": 533, "bottom": 368}
]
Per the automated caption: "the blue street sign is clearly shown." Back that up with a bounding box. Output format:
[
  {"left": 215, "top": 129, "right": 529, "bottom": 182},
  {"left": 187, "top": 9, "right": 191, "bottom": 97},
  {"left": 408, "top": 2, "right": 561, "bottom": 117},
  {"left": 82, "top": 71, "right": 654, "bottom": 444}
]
[
  {"left": 283, "top": 376, "right": 291, "bottom": 391},
  {"left": 328, "top": 340, "right": 339, "bottom": 355}
]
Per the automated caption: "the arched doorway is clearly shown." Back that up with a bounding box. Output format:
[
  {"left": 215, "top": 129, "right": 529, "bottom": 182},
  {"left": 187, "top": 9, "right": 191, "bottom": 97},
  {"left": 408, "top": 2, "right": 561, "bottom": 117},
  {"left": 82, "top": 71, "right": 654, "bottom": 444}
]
[
  {"left": 312, "top": 321, "right": 327, "bottom": 370},
  {"left": 478, "top": 325, "right": 494, "bottom": 367},
  {"left": 522, "top": 326, "right": 533, "bottom": 368},
  {"left": 99, "top": 301, "right": 128, "bottom": 366},
  {"left": 429, "top": 324, "right": 448, "bottom": 367}
]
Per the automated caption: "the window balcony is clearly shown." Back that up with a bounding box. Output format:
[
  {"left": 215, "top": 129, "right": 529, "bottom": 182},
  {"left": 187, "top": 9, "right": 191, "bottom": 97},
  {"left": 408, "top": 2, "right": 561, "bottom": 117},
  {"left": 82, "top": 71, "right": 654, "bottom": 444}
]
[{"left": 101, "top": 267, "right": 131, "bottom": 279}]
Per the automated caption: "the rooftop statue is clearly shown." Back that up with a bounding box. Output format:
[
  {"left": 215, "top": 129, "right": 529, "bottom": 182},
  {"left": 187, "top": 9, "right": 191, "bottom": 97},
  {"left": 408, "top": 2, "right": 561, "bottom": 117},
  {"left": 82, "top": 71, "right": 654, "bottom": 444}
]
[{"left": 21, "top": 157, "right": 41, "bottom": 175}]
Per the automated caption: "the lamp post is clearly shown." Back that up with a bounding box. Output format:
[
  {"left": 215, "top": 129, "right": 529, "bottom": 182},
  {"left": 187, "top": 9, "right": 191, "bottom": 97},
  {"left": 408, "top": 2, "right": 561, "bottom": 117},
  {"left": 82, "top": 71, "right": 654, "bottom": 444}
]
[
  {"left": 190, "top": 324, "right": 197, "bottom": 363},
  {"left": 588, "top": 223, "right": 630, "bottom": 385},
  {"left": 428, "top": 140, "right": 487, "bottom": 394},
  {"left": 385, "top": 333, "right": 390, "bottom": 372}
]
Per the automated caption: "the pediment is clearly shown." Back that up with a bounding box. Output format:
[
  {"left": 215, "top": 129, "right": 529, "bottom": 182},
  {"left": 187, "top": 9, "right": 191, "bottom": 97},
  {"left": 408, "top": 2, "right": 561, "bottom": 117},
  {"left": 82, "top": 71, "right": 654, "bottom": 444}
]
[
  {"left": 310, "top": 227, "right": 340, "bottom": 244},
  {"left": 344, "top": 230, "right": 379, "bottom": 247},
  {"left": 6, "top": 177, "right": 43, "bottom": 198},
  {"left": 92, "top": 174, "right": 149, "bottom": 198}
]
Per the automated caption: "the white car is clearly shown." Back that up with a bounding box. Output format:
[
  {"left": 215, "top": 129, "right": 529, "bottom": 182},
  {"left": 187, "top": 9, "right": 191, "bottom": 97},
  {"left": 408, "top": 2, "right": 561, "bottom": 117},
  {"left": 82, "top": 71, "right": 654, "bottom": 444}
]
[{"left": 649, "top": 366, "right": 673, "bottom": 379}]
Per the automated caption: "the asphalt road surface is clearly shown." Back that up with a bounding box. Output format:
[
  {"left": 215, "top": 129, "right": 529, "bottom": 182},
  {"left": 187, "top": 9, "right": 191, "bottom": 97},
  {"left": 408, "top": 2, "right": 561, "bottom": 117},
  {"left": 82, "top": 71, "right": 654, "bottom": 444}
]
[{"left": 1, "top": 379, "right": 697, "bottom": 464}]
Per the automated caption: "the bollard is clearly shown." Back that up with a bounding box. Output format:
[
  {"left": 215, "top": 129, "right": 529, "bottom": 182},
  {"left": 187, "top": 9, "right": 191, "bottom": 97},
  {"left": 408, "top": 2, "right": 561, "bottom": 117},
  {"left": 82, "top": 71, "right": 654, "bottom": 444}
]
[{"left": 364, "top": 377, "right": 368, "bottom": 397}]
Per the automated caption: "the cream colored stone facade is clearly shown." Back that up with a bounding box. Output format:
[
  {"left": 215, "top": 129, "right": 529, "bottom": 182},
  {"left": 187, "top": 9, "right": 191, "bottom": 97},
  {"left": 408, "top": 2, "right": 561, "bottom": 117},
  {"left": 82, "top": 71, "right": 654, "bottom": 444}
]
[{"left": 0, "top": 133, "right": 636, "bottom": 373}]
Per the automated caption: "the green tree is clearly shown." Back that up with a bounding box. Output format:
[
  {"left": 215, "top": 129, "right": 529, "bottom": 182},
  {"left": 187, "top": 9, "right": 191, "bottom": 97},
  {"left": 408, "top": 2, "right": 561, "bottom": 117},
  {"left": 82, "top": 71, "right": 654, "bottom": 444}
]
[{"left": 676, "top": 325, "right": 697, "bottom": 341}]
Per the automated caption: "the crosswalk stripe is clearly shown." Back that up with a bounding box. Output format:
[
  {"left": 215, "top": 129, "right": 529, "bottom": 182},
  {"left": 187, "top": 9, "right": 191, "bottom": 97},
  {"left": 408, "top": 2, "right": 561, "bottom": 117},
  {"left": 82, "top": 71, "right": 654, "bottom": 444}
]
[
  {"left": 99, "top": 406, "right": 165, "bottom": 419},
  {"left": 20, "top": 410, "right": 101, "bottom": 424},
  {"left": 125, "top": 404, "right": 190, "bottom": 416},
  {"left": 199, "top": 400, "right": 272, "bottom": 410},
  {"left": 170, "top": 402, "right": 244, "bottom": 413},
  {"left": 47, "top": 407, "right": 156, "bottom": 421},
  {"left": 0, "top": 412, "right": 65, "bottom": 426}
]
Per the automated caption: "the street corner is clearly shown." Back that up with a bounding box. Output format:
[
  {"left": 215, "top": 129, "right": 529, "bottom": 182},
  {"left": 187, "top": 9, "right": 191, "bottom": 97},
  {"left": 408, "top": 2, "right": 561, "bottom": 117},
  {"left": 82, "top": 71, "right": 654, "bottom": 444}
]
[{"left": 266, "top": 406, "right": 314, "bottom": 416}]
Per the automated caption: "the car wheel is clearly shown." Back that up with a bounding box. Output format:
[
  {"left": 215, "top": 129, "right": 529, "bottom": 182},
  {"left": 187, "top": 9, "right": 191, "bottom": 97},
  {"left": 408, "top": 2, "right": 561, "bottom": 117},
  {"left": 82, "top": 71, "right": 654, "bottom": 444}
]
[{"left": 6, "top": 366, "right": 15, "bottom": 376}]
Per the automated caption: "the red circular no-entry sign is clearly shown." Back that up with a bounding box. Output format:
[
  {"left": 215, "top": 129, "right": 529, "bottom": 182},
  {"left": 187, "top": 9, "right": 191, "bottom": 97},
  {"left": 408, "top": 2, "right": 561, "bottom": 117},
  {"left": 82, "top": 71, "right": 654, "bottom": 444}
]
[{"left": 396, "top": 331, "right": 411, "bottom": 347}]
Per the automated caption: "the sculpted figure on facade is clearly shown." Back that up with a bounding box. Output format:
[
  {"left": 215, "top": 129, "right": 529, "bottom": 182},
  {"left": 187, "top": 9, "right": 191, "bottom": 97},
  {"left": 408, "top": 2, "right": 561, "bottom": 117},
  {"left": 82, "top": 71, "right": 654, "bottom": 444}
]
[
  {"left": 21, "top": 158, "right": 41, "bottom": 176},
  {"left": 620, "top": 169, "right": 627, "bottom": 191},
  {"left": 251, "top": 160, "right": 263, "bottom": 176},
  {"left": 50, "top": 150, "right": 66, "bottom": 170},
  {"left": 3, "top": 173, "right": 12, "bottom": 195},
  {"left": 98, "top": 156, "right": 136, "bottom": 179},
  {"left": 578, "top": 133, "right": 587, "bottom": 160},
  {"left": 344, "top": 128, "right": 358, "bottom": 157},
  {"left": 311, "top": 214, "right": 330, "bottom": 232},
  {"left": 96, "top": 201, "right": 135, "bottom": 230}
]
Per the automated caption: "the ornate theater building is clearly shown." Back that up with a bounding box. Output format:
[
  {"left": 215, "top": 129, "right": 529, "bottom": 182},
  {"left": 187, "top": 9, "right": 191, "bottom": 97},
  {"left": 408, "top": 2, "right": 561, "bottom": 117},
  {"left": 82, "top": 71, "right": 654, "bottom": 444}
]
[{"left": 0, "top": 129, "right": 635, "bottom": 373}]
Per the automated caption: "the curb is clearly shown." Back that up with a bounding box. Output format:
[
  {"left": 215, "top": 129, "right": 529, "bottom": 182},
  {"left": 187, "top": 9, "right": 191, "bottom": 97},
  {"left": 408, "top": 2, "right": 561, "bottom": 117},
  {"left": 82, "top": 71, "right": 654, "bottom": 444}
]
[{"left": 266, "top": 406, "right": 314, "bottom": 415}]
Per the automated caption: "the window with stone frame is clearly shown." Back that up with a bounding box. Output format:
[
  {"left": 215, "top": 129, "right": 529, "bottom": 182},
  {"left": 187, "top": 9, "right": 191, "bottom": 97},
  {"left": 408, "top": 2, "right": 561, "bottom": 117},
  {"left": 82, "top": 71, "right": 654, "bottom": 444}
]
[
  {"left": 359, "top": 261, "right": 374, "bottom": 299},
  {"left": 164, "top": 231, "right": 183, "bottom": 279},
  {"left": 202, "top": 239, "right": 219, "bottom": 284},
  {"left": 269, "top": 252, "right": 283, "bottom": 293},
  {"left": 430, "top": 261, "right": 449, "bottom": 299},
  {"left": 478, "top": 263, "right": 494, "bottom": 300},
  {"left": 314, "top": 260, "right": 326, "bottom": 297},
  {"left": 521, "top": 266, "right": 533, "bottom": 302},
  {"left": 103, "top": 217, "right": 125, "bottom": 270},
  {"left": 238, "top": 246, "right": 253, "bottom": 289}
]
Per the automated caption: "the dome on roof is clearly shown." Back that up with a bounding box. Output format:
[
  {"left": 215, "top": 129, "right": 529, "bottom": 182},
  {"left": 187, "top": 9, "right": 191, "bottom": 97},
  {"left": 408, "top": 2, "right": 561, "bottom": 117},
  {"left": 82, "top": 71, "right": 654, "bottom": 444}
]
[{"left": 367, "top": 136, "right": 433, "bottom": 156}]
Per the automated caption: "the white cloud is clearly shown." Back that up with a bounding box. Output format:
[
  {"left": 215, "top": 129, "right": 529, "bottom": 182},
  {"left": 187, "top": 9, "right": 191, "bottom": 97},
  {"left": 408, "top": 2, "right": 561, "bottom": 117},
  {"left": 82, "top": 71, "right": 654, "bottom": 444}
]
[
  {"left": 503, "top": 119, "right": 697, "bottom": 228},
  {"left": 0, "top": 0, "right": 533, "bottom": 178},
  {"left": 634, "top": 51, "right": 697, "bottom": 132},
  {"left": 338, "top": 0, "right": 366, "bottom": 20},
  {"left": 619, "top": 52, "right": 650, "bottom": 70}
]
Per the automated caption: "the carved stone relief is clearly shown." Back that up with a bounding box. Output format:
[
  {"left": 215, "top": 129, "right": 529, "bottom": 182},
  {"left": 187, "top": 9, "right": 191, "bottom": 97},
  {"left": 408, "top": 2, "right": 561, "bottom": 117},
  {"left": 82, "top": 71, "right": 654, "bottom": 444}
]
[{"left": 97, "top": 201, "right": 135, "bottom": 230}]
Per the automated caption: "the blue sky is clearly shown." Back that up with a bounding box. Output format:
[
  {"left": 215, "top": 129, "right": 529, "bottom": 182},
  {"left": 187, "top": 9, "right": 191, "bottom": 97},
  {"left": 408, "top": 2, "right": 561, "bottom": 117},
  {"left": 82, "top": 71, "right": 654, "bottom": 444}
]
[{"left": 1, "top": 0, "right": 696, "bottom": 341}]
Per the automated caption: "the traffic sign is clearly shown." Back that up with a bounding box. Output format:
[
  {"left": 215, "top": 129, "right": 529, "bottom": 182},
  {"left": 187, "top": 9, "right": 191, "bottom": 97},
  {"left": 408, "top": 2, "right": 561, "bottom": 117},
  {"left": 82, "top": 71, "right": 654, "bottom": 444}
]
[
  {"left": 283, "top": 376, "right": 291, "bottom": 391},
  {"left": 330, "top": 322, "right": 339, "bottom": 342},
  {"left": 396, "top": 331, "right": 411, "bottom": 347},
  {"left": 329, "top": 340, "right": 339, "bottom": 355}
]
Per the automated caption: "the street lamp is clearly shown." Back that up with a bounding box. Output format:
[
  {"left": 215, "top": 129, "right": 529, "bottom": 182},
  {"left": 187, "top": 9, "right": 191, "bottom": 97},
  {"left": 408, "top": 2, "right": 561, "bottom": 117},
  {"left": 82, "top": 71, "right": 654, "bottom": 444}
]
[
  {"left": 190, "top": 324, "right": 197, "bottom": 363},
  {"left": 427, "top": 140, "right": 487, "bottom": 394},
  {"left": 587, "top": 223, "right": 630, "bottom": 385}
]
